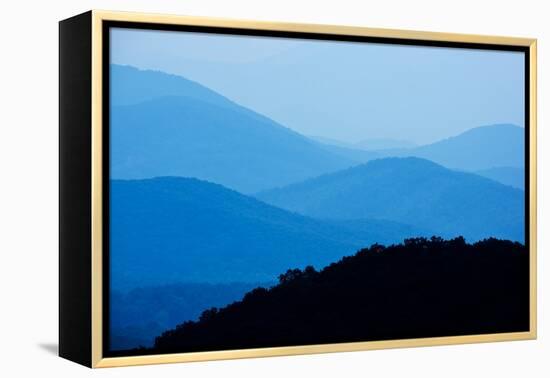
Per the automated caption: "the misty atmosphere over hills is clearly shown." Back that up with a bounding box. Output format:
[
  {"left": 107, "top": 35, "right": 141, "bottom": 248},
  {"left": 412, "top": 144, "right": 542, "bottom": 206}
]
[
  {"left": 107, "top": 30, "right": 527, "bottom": 353},
  {"left": 110, "top": 28, "right": 525, "bottom": 144}
]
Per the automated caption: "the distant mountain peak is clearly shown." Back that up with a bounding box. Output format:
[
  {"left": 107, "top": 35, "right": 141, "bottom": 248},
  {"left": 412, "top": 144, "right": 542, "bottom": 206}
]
[
  {"left": 441, "top": 123, "right": 523, "bottom": 141},
  {"left": 111, "top": 64, "right": 235, "bottom": 108},
  {"left": 271, "top": 157, "right": 447, "bottom": 189},
  {"left": 363, "top": 156, "right": 445, "bottom": 169},
  {"left": 375, "top": 123, "right": 525, "bottom": 171}
]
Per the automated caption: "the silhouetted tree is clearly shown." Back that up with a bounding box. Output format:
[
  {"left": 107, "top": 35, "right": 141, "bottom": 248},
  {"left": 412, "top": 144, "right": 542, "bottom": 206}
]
[
  {"left": 199, "top": 307, "right": 218, "bottom": 322},
  {"left": 278, "top": 268, "right": 304, "bottom": 284}
]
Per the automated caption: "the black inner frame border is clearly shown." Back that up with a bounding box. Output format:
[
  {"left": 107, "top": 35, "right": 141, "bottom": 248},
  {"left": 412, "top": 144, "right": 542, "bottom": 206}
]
[{"left": 101, "top": 20, "right": 531, "bottom": 358}]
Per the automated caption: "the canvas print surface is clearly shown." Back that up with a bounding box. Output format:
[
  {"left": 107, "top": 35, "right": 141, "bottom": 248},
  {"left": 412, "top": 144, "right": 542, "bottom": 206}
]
[{"left": 107, "top": 27, "right": 528, "bottom": 355}]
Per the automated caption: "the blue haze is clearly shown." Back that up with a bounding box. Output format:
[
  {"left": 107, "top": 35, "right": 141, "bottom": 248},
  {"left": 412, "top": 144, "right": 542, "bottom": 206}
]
[{"left": 111, "top": 27, "right": 524, "bottom": 144}]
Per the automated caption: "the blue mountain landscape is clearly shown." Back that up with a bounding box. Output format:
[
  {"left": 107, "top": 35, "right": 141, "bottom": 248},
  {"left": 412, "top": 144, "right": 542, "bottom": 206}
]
[
  {"left": 107, "top": 62, "right": 528, "bottom": 353},
  {"left": 257, "top": 157, "right": 524, "bottom": 242}
]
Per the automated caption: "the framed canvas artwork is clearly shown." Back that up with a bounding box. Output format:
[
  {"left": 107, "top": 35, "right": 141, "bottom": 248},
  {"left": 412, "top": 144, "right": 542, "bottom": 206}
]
[{"left": 59, "top": 10, "right": 537, "bottom": 368}]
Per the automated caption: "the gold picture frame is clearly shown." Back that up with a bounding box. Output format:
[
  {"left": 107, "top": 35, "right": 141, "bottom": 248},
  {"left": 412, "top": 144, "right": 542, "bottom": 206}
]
[{"left": 59, "top": 9, "right": 537, "bottom": 368}]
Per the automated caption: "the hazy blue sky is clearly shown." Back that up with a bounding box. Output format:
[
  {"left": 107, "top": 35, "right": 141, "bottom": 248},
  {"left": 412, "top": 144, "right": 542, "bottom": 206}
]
[{"left": 111, "top": 27, "right": 525, "bottom": 144}]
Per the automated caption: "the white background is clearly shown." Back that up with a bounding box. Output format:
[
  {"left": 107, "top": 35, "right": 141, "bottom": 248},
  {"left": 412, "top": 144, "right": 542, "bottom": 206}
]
[{"left": 0, "top": 0, "right": 547, "bottom": 376}]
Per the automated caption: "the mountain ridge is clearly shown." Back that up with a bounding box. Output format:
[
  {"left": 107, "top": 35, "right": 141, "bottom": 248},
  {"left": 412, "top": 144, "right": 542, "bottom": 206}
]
[
  {"left": 376, "top": 123, "right": 525, "bottom": 170},
  {"left": 110, "top": 176, "right": 432, "bottom": 291},
  {"left": 257, "top": 157, "right": 524, "bottom": 242}
]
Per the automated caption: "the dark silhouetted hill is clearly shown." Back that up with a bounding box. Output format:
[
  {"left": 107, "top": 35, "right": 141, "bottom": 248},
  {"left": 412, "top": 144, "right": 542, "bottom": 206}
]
[
  {"left": 110, "top": 65, "right": 355, "bottom": 193},
  {"left": 146, "top": 237, "right": 528, "bottom": 354},
  {"left": 257, "top": 157, "right": 524, "bottom": 242},
  {"left": 110, "top": 177, "right": 430, "bottom": 290}
]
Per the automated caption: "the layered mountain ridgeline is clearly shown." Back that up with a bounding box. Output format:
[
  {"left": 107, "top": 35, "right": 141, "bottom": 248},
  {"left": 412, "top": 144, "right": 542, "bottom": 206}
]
[
  {"left": 143, "top": 237, "right": 528, "bottom": 354},
  {"left": 257, "top": 157, "right": 525, "bottom": 242},
  {"left": 312, "top": 124, "right": 526, "bottom": 188},
  {"left": 110, "top": 177, "right": 430, "bottom": 291},
  {"left": 110, "top": 65, "right": 364, "bottom": 193},
  {"left": 375, "top": 123, "right": 525, "bottom": 171},
  {"left": 311, "top": 124, "right": 524, "bottom": 173},
  {"left": 108, "top": 65, "right": 528, "bottom": 353},
  {"left": 110, "top": 282, "right": 267, "bottom": 350}
]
